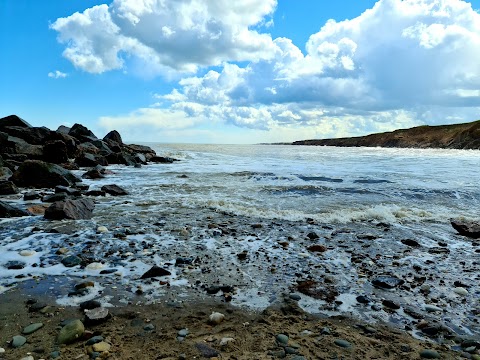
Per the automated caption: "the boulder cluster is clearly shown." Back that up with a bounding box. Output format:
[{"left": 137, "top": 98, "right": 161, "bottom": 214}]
[{"left": 0, "top": 114, "right": 175, "bottom": 220}]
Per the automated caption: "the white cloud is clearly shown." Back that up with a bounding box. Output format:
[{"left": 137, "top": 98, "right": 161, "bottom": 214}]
[
  {"left": 48, "top": 70, "right": 68, "bottom": 79},
  {"left": 51, "top": 0, "right": 277, "bottom": 76}
]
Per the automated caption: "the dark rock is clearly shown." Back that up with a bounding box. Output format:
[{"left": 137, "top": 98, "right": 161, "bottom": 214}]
[
  {"left": 334, "top": 339, "right": 352, "bottom": 348},
  {"left": 372, "top": 275, "right": 405, "bottom": 289},
  {"left": 0, "top": 201, "right": 29, "bottom": 218},
  {"left": 103, "top": 130, "right": 123, "bottom": 145},
  {"left": 451, "top": 220, "right": 480, "bottom": 239},
  {"left": 57, "top": 125, "right": 70, "bottom": 134},
  {"left": 401, "top": 239, "right": 420, "bottom": 247},
  {"left": 356, "top": 295, "right": 370, "bottom": 304},
  {"left": 101, "top": 184, "right": 128, "bottom": 196},
  {"left": 6, "top": 261, "right": 25, "bottom": 269},
  {"left": 24, "top": 191, "right": 41, "bottom": 200},
  {"left": 382, "top": 299, "right": 400, "bottom": 310},
  {"left": 420, "top": 349, "right": 441, "bottom": 359},
  {"left": 47, "top": 132, "right": 79, "bottom": 158},
  {"left": 55, "top": 185, "right": 81, "bottom": 196},
  {"left": 85, "top": 189, "right": 106, "bottom": 196},
  {"left": 306, "top": 232, "right": 319, "bottom": 240},
  {"left": 43, "top": 140, "right": 69, "bottom": 164},
  {"left": 134, "top": 153, "right": 147, "bottom": 164},
  {"left": 75, "top": 153, "right": 108, "bottom": 167},
  {"left": 82, "top": 169, "right": 105, "bottom": 179},
  {"left": 0, "top": 114, "right": 31, "bottom": 129},
  {"left": 10, "top": 160, "right": 81, "bottom": 188},
  {"left": 2, "top": 126, "right": 52, "bottom": 145},
  {"left": 42, "top": 193, "right": 70, "bottom": 203},
  {"left": 307, "top": 244, "right": 327, "bottom": 253},
  {"left": 195, "top": 343, "right": 220, "bottom": 358},
  {"left": 6, "top": 135, "right": 44, "bottom": 158},
  {"left": 84, "top": 307, "right": 110, "bottom": 325},
  {"left": 149, "top": 156, "right": 177, "bottom": 163},
  {"left": 44, "top": 198, "right": 95, "bottom": 220},
  {"left": 106, "top": 152, "right": 136, "bottom": 166},
  {"left": 296, "top": 280, "right": 339, "bottom": 302},
  {"left": 61, "top": 255, "right": 82, "bottom": 267},
  {"left": 91, "top": 140, "right": 112, "bottom": 156},
  {"left": 140, "top": 266, "right": 171, "bottom": 279},
  {"left": 80, "top": 300, "right": 101, "bottom": 310},
  {"left": 0, "top": 180, "right": 18, "bottom": 195},
  {"left": 68, "top": 123, "right": 98, "bottom": 142},
  {"left": 175, "top": 257, "right": 194, "bottom": 265}
]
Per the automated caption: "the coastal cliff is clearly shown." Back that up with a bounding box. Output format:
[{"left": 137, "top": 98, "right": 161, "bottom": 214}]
[{"left": 292, "top": 120, "right": 480, "bottom": 149}]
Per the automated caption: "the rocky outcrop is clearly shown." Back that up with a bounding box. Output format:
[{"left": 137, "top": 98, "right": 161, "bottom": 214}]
[
  {"left": 0, "top": 201, "right": 29, "bottom": 217},
  {"left": 10, "top": 160, "right": 81, "bottom": 188},
  {"left": 101, "top": 184, "right": 128, "bottom": 196},
  {"left": 451, "top": 220, "right": 480, "bottom": 239},
  {"left": 292, "top": 120, "right": 480, "bottom": 150},
  {"left": 44, "top": 198, "right": 95, "bottom": 220}
]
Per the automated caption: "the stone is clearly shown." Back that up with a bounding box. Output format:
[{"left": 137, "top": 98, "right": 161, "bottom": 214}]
[
  {"left": 61, "top": 255, "right": 82, "bottom": 267},
  {"left": 101, "top": 184, "right": 128, "bottom": 196},
  {"left": 6, "top": 260, "right": 25, "bottom": 269},
  {"left": 334, "top": 339, "right": 352, "bottom": 348},
  {"left": 424, "top": 304, "right": 443, "bottom": 313},
  {"left": 80, "top": 300, "right": 101, "bottom": 310},
  {"left": 371, "top": 275, "right": 404, "bottom": 289},
  {"left": 42, "top": 192, "right": 70, "bottom": 203},
  {"left": 0, "top": 180, "right": 18, "bottom": 195},
  {"left": 44, "top": 198, "right": 95, "bottom": 220},
  {"left": 0, "top": 166, "right": 13, "bottom": 180},
  {"left": 382, "top": 299, "right": 400, "bottom": 310},
  {"left": 140, "top": 265, "right": 171, "bottom": 279},
  {"left": 195, "top": 343, "right": 220, "bottom": 358},
  {"left": 1, "top": 125, "right": 51, "bottom": 145},
  {"left": 57, "top": 319, "right": 85, "bottom": 344},
  {"left": 24, "top": 191, "right": 40, "bottom": 200},
  {"left": 149, "top": 156, "right": 177, "bottom": 163},
  {"left": 86, "top": 336, "right": 104, "bottom": 346},
  {"left": 20, "top": 356, "right": 34, "bottom": 360},
  {"left": 401, "top": 238, "right": 420, "bottom": 247},
  {"left": 22, "top": 322, "right": 44, "bottom": 335},
  {"left": 84, "top": 307, "right": 110, "bottom": 324},
  {"left": 92, "top": 341, "right": 111, "bottom": 352},
  {"left": 307, "top": 244, "right": 327, "bottom": 252},
  {"left": 68, "top": 123, "right": 98, "bottom": 142},
  {"left": 11, "top": 160, "right": 81, "bottom": 188},
  {"left": 19, "top": 250, "right": 36, "bottom": 256},
  {"left": 178, "top": 329, "right": 189, "bottom": 337},
  {"left": 454, "top": 287, "right": 468, "bottom": 296},
  {"left": 356, "top": 295, "right": 370, "bottom": 304},
  {"left": 451, "top": 220, "right": 480, "bottom": 239},
  {"left": 43, "top": 140, "right": 69, "bottom": 164},
  {"left": 208, "top": 312, "right": 225, "bottom": 325},
  {"left": 55, "top": 185, "right": 81, "bottom": 196},
  {"left": 0, "top": 114, "right": 32, "bottom": 129},
  {"left": 420, "top": 349, "right": 441, "bottom": 359},
  {"left": 75, "top": 153, "right": 107, "bottom": 167},
  {"left": 103, "top": 130, "right": 123, "bottom": 145},
  {"left": 276, "top": 334, "right": 289, "bottom": 345},
  {"left": 0, "top": 201, "right": 29, "bottom": 218},
  {"left": 11, "top": 335, "right": 27, "bottom": 348},
  {"left": 82, "top": 169, "right": 105, "bottom": 179}
]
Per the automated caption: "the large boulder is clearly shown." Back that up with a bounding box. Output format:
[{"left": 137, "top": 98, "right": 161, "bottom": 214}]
[
  {"left": 1, "top": 126, "right": 52, "bottom": 145},
  {"left": 0, "top": 167, "right": 13, "bottom": 180},
  {"left": 4, "top": 136, "right": 43, "bottom": 158},
  {"left": 10, "top": 160, "right": 81, "bottom": 188},
  {"left": 90, "top": 140, "right": 112, "bottom": 156},
  {"left": 101, "top": 184, "right": 128, "bottom": 196},
  {"left": 0, "top": 115, "right": 32, "bottom": 129},
  {"left": 0, "top": 201, "right": 29, "bottom": 218},
  {"left": 0, "top": 180, "right": 18, "bottom": 195},
  {"left": 47, "top": 132, "right": 79, "bottom": 158},
  {"left": 451, "top": 220, "right": 480, "bottom": 239},
  {"left": 56, "top": 125, "right": 70, "bottom": 134},
  {"left": 106, "top": 152, "right": 136, "bottom": 166},
  {"left": 44, "top": 198, "right": 95, "bottom": 220},
  {"left": 43, "top": 140, "right": 69, "bottom": 164},
  {"left": 75, "top": 153, "right": 108, "bottom": 167},
  {"left": 68, "top": 123, "right": 98, "bottom": 142},
  {"left": 103, "top": 130, "right": 123, "bottom": 145}
]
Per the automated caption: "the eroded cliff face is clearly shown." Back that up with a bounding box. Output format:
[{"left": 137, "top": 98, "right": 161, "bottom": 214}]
[{"left": 293, "top": 120, "right": 480, "bottom": 149}]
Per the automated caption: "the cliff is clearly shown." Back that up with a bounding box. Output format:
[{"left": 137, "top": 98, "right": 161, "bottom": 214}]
[{"left": 292, "top": 120, "right": 480, "bottom": 149}]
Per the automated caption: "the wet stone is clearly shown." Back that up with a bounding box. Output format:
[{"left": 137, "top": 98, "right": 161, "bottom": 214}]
[
  {"left": 276, "top": 334, "right": 289, "bottom": 345},
  {"left": 195, "top": 343, "right": 220, "bottom": 358},
  {"left": 334, "top": 339, "right": 352, "bottom": 348},
  {"left": 420, "top": 349, "right": 441, "bottom": 359},
  {"left": 371, "top": 275, "right": 404, "bottom": 289},
  {"left": 12, "top": 335, "right": 27, "bottom": 348},
  {"left": 6, "top": 261, "right": 25, "bottom": 270},
  {"left": 22, "top": 322, "right": 44, "bottom": 335},
  {"left": 61, "top": 255, "right": 82, "bottom": 267},
  {"left": 86, "top": 336, "right": 104, "bottom": 346}
]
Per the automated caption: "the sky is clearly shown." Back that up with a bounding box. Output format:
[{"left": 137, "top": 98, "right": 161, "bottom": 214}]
[{"left": 1, "top": 0, "right": 480, "bottom": 144}]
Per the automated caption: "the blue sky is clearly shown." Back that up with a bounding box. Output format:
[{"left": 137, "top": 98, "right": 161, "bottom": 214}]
[{"left": 1, "top": 0, "right": 480, "bottom": 143}]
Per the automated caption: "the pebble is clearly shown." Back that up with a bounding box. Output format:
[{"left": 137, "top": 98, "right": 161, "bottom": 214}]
[
  {"left": 92, "top": 341, "right": 111, "bottom": 352},
  {"left": 19, "top": 250, "right": 36, "bottom": 256},
  {"left": 219, "top": 337, "right": 235, "bottom": 347},
  {"left": 143, "top": 324, "right": 155, "bottom": 331},
  {"left": 50, "top": 351, "right": 60, "bottom": 359},
  {"left": 276, "top": 334, "right": 289, "bottom": 345},
  {"left": 20, "top": 356, "right": 34, "bottom": 360},
  {"left": 12, "top": 335, "right": 27, "bottom": 348},
  {"left": 208, "top": 312, "right": 225, "bottom": 325},
  {"left": 85, "top": 336, "right": 104, "bottom": 346},
  {"left": 85, "top": 263, "right": 105, "bottom": 270},
  {"left": 334, "top": 339, "right": 352, "bottom": 348},
  {"left": 22, "top": 322, "right": 44, "bottom": 335},
  {"left": 195, "top": 343, "right": 219, "bottom": 357},
  {"left": 420, "top": 349, "right": 441, "bottom": 359},
  {"left": 178, "top": 329, "right": 189, "bottom": 337},
  {"left": 454, "top": 287, "right": 468, "bottom": 296},
  {"left": 84, "top": 307, "right": 109, "bottom": 324},
  {"left": 96, "top": 226, "right": 108, "bottom": 233},
  {"left": 61, "top": 255, "right": 82, "bottom": 267},
  {"left": 289, "top": 294, "right": 301, "bottom": 301},
  {"left": 424, "top": 304, "right": 443, "bottom": 313},
  {"left": 57, "top": 319, "right": 85, "bottom": 344},
  {"left": 0, "top": 347, "right": 4, "bottom": 353}
]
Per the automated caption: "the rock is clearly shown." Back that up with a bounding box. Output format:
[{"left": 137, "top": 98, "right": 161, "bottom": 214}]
[
  {"left": 219, "top": 337, "right": 235, "bottom": 347},
  {"left": 424, "top": 304, "right": 443, "bottom": 313},
  {"left": 84, "top": 307, "right": 110, "bottom": 324},
  {"left": 401, "top": 238, "right": 420, "bottom": 247},
  {"left": 43, "top": 140, "right": 69, "bottom": 164},
  {"left": 19, "top": 250, "right": 36, "bottom": 256},
  {"left": 0, "top": 201, "right": 29, "bottom": 218},
  {"left": 24, "top": 191, "right": 40, "bottom": 200},
  {"left": 178, "top": 329, "right": 189, "bottom": 337},
  {"left": 11, "top": 335, "right": 27, "bottom": 348},
  {"left": 68, "top": 123, "right": 97, "bottom": 142},
  {"left": 420, "top": 349, "right": 441, "bottom": 359},
  {"left": 356, "top": 295, "right": 370, "bottom": 304},
  {"left": 382, "top": 299, "right": 400, "bottom": 310},
  {"left": 55, "top": 185, "right": 81, "bottom": 196},
  {"left": 97, "top": 226, "right": 108, "bottom": 233},
  {"left": 149, "top": 156, "right": 177, "bottom": 163},
  {"left": 0, "top": 166, "right": 13, "bottom": 180},
  {"left": 208, "top": 312, "right": 225, "bottom": 325},
  {"left": 86, "top": 336, "right": 104, "bottom": 346},
  {"left": 44, "top": 198, "right": 95, "bottom": 220},
  {"left": 5, "top": 135, "right": 44, "bottom": 157},
  {"left": 306, "top": 232, "right": 319, "bottom": 240},
  {"left": 276, "top": 334, "right": 289, "bottom": 345},
  {"left": 451, "top": 220, "right": 480, "bottom": 238},
  {"left": 0, "top": 114, "right": 32, "bottom": 129},
  {"left": 42, "top": 192, "right": 70, "bottom": 203},
  {"left": 92, "top": 341, "right": 111, "bottom": 352},
  {"left": 85, "top": 189, "right": 106, "bottom": 196},
  {"left": 307, "top": 244, "right": 327, "bottom": 252},
  {"left": 289, "top": 294, "right": 301, "bottom": 301},
  {"left": 134, "top": 153, "right": 147, "bottom": 164},
  {"left": 1, "top": 125, "right": 51, "bottom": 144},
  {"left": 20, "top": 356, "right": 34, "bottom": 360},
  {"left": 80, "top": 300, "right": 101, "bottom": 310},
  {"left": 6, "top": 260, "right": 25, "bottom": 269},
  {"left": 57, "top": 319, "right": 85, "bottom": 344},
  {"left": 103, "top": 130, "right": 123, "bottom": 145},
  {"left": 75, "top": 153, "right": 108, "bottom": 167},
  {"left": 22, "top": 322, "right": 44, "bottom": 335},
  {"left": 195, "top": 343, "right": 219, "bottom": 358},
  {"left": 0, "top": 180, "right": 17, "bottom": 195},
  {"left": 101, "top": 184, "right": 128, "bottom": 196},
  {"left": 10, "top": 160, "right": 81, "bottom": 188},
  {"left": 334, "top": 339, "right": 352, "bottom": 348},
  {"left": 140, "top": 266, "right": 171, "bottom": 279},
  {"left": 82, "top": 169, "right": 105, "bottom": 179},
  {"left": 61, "top": 255, "right": 82, "bottom": 267},
  {"left": 454, "top": 287, "right": 468, "bottom": 296},
  {"left": 371, "top": 275, "right": 404, "bottom": 289}
]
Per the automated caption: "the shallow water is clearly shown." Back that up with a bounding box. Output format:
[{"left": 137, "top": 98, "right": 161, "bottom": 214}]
[{"left": 1, "top": 145, "right": 479, "bottom": 340}]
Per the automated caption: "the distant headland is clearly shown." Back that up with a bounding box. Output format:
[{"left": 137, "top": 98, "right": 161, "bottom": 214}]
[{"left": 291, "top": 120, "right": 480, "bottom": 150}]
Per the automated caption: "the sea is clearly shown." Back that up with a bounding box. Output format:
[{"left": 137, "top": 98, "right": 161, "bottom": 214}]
[{"left": 1, "top": 144, "right": 479, "bottom": 338}]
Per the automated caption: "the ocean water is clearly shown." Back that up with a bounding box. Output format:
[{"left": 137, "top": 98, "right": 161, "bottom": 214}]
[{"left": 1, "top": 144, "right": 479, "bottom": 337}]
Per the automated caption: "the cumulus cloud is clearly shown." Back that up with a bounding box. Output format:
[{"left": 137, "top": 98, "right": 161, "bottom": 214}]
[
  {"left": 51, "top": 0, "right": 277, "bottom": 75},
  {"left": 48, "top": 70, "right": 68, "bottom": 79}
]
